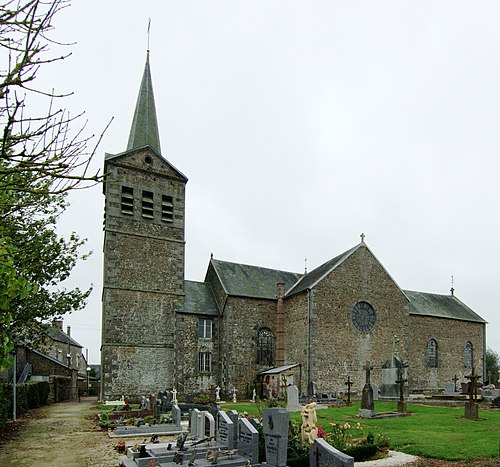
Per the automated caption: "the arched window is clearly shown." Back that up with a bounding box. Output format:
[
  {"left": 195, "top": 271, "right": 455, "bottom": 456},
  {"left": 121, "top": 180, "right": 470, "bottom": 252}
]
[
  {"left": 427, "top": 339, "right": 438, "bottom": 368},
  {"left": 464, "top": 342, "right": 473, "bottom": 369},
  {"left": 257, "top": 328, "right": 275, "bottom": 366}
]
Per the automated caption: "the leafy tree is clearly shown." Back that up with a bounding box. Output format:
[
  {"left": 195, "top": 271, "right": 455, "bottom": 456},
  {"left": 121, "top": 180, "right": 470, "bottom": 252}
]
[
  {"left": 486, "top": 348, "right": 499, "bottom": 384},
  {"left": 0, "top": 0, "right": 106, "bottom": 368}
]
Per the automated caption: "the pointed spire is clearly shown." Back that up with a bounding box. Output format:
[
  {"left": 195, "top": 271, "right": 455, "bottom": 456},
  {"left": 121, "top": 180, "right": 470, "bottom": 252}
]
[{"left": 127, "top": 52, "right": 162, "bottom": 154}]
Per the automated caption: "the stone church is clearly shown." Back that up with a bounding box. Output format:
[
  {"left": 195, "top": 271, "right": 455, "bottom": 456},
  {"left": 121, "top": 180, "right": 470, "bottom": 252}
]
[{"left": 100, "top": 56, "right": 486, "bottom": 401}]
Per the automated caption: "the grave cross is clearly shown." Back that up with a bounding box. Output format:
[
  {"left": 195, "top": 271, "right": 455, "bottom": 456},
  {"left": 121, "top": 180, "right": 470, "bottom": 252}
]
[
  {"left": 363, "top": 361, "right": 373, "bottom": 386},
  {"left": 465, "top": 369, "right": 481, "bottom": 402},
  {"left": 171, "top": 387, "right": 178, "bottom": 405},
  {"left": 395, "top": 375, "right": 407, "bottom": 403},
  {"left": 344, "top": 375, "right": 353, "bottom": 405},
  {"left": 452, "top": 374, "right": 459, "bottom": 393}
]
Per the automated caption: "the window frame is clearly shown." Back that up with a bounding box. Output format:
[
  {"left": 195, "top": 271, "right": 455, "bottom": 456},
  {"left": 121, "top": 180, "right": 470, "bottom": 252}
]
[
  {"left": 256, "top": 327, "right": 275, "bottom": 366},
  {"left": 198, "top": 318, "right": 212, "bottom": 339},
  {"left": 198, "top": 351, "right": 212, "bottom": 373},
  {"left": 427, "top": 338, "right": 438, "bottom": 368}
]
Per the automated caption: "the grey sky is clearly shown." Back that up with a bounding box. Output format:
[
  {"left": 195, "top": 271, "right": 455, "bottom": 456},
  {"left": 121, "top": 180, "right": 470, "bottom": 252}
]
[{"left": 47, "top": 1, "right": 500, "bottom": 364}]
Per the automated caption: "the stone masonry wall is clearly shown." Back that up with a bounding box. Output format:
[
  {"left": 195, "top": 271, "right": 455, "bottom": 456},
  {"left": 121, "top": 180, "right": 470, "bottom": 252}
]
[
  {"left": 175, "top": 313, "right": 220, "bottom": 397},
  {"left": 221, "top": 296, "right": 277, "bottom": 396},
  {"left": 408, "top": 314, "right": 485, "bottom": 390},
  {"left": 286, "top": 245, "right": 411, "bottom": 395},
  {"left": 101, "top": 148, "right": 186, "bottom": 400}
]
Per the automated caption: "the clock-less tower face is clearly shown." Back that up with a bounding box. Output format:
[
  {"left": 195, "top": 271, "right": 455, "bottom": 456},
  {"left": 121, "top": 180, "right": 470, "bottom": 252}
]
[{"left": 352, "top": 301, "right": 376, "bottom": 333}]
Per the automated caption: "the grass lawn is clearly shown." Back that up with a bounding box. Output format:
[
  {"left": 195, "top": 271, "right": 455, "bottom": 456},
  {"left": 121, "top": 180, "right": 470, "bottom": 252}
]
[{"left": 223, "top": 401, "right": 500, "bottom": 461}]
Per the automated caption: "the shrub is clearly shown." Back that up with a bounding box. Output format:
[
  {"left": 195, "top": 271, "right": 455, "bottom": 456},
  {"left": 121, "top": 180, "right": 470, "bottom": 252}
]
[
  {"left": 344, "top": 443, "right": 379, "bottom": 461},
  {"left": 0, "top": 384, "right": 11, "bottom": 428},
  {"left": 192, "top": 392, "right": 213, "bottom": 404}
]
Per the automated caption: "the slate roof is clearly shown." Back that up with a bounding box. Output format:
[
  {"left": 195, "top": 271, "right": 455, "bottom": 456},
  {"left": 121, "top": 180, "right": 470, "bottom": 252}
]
[
  {"left": 46, "top": 327, "right": 83, "bottom": 348},
  {"left": 211, "top": 259, "right": 302, "bottom": 300},
  {"left": 127, "top": 52, "right": 161, "bottom": 155},
  {"left": 285, "top": 244, "right": 360, "bottom": 297},
  {"left": 404, "top": 290, "right": 486, "bottom": 323},
  {"left": 181, "top": 280, "right": 220, "bottom": 316}
]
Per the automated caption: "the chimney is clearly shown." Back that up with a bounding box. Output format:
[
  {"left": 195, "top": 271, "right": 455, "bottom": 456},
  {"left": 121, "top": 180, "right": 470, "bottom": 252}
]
[
  {"left": 276, "top": 283, "right": 286, "bottom": 366},
  {"left": 66, "top": 325, "right": 71, "bottom": 337}
]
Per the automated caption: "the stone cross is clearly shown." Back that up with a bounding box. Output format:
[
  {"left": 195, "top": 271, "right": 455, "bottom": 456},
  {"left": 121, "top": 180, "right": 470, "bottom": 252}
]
[
  {"left": 360, "top": 232, "right": 366, "bottom": 243},
  {"left": 344, "top": 375, "right": 352, "bottom": 405},
  {"left": 232, "top": 387, "right": 237, "bottom": 404},
  {"left": 396, "top": 376, "right": 407, "bottom": 402},
  {"left": 452, "top": 374, "right": 459, "bottom": 393},
  {"left": 215, "top": 386, "right": 221, "bottom": 402},
  {"left": 363, "top": 361, "right": 373, "bottom": 385},
  {"left": 171, "top": 387, "right": 178, "bottom": 405},
  {"left": 466, "top": 369, "right": 481, "bottom": 402}
]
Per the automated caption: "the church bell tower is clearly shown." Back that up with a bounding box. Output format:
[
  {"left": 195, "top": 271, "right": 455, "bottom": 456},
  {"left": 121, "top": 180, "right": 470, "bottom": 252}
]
[{"left": 100, "top": 53, "right": 187, "bottom": 399}]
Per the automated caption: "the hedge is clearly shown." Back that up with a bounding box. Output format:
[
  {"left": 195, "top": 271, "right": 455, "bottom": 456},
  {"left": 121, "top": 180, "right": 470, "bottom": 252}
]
[{"left": 0, "top": 381, "right": 50, "bottom": 428}]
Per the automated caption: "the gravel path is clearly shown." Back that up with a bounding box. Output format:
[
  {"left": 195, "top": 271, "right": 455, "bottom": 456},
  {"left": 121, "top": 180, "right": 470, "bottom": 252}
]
[{"left": 0, "top": 397, "right": 124, "bottom": 466}]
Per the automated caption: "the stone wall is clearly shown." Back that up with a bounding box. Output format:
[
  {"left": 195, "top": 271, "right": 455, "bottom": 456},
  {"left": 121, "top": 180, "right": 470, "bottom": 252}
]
[
  {"left": 284, "top": 245, "right": 411, "bottom": 395},
  {"left": 221, "top": 296, "right": 277, "bottom": 396},
  {"left": 175, "top": 313, "right": 220, "bottom": 396},
  {"left": 408, "top": 314, "right": 485, "bottom": 390}
]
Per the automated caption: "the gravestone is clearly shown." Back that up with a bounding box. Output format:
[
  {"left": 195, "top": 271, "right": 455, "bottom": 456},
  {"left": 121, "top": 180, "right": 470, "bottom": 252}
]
[
  {"left": 344, "top": 376, "right": 353, "bottom": 406},
  {"left": 217, "top": 410, "right": 235, "bottom": 449},
  {"left": 172, "top": 404, "right": 181, "bottom": 427},
  {"left": 444, "top": 382, "right": 456, "bottom": 394},
  {"left": 153, "top": 400, "right": 161, "bottom": 421},
  {"left": 286, "top": 385, "right": 302, "bottom": 412},
  {"left": 396, "top": 375, "right": 407, "bottom": 413},
  {"left": 196, "top": 410, "right": 205, "bottom": 438},
  {"left": 464, "top": 370, "right": 480, "bottom": 420},
  {"left": 263, "top": 408, "right": 289, "bottom": 467},
  {"left": 359, "top": 361, "right": 376, "bottom": 418},
  {"left": 190, "top": 409, "right": 201, "bottom": 438},
  {"left": 238, "top": 417, "right": 259, "bottom": 465},
  {"left": 227, "top": 410, "right": 239, "bottom": 446},
  {"left": 310, "top": 438, "right": 354, "bottom": 467},
  {"left": 380, "top": 354, "right": 408, "bottom": 399},
  {"left": 204, "top": 411, "right": 216, "bottom": 438}
]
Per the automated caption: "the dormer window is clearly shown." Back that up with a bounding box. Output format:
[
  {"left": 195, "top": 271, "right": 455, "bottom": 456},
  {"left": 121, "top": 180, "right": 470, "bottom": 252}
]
[
  {"left": 142, "top": 190, "right": 154, "bottom": 219},
  {"left": 121, "top": 186, "right": 134, "bottom": 215}
]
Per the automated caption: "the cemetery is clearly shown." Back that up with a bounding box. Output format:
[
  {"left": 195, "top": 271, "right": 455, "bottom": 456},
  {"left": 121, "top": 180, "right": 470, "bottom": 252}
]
[{"left": 87, "top": 373, "right": 500, "bottom": 466}]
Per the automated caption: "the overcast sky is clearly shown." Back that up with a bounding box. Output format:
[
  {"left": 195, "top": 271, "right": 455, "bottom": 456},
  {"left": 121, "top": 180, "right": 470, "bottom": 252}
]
[{"left": 43, "top": 1, "right": 500, "bottom": 364}]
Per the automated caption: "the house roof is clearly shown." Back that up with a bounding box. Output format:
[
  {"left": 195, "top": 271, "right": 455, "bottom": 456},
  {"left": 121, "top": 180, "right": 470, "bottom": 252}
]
[
  {"left": 211, "top": 259, "right": 302, "bottom": 300},
  {"left": 181, "top": 280, "right": 220, "bottom": 316},
  {"left": 126, "top": 52, "right": 161, "bottom": 155},
  {"left": 46, "top": 327, "right": 83, "bottom": 348},
  {"left": 404, "top": 290, "right": 486, "bottom": 324},
  {"left": 285, "top": 244, "right": 361, "bottom": 297}
]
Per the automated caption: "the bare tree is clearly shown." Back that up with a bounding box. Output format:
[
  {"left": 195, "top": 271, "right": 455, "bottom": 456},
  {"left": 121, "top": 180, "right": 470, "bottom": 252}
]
[{"left": 0, "top": 0, "right": 108, "bottom": 217}]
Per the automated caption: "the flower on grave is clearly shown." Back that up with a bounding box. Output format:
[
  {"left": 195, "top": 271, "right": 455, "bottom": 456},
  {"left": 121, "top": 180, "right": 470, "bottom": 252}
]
[
  {"left": 356, "top": 422, "right": 361, "bottom": 429},
  {"left": 317, "top": 426, "right": 325, "bottom": 438},
  {"left": 344, "top": 422, "right": 350, "bottom": 429}
]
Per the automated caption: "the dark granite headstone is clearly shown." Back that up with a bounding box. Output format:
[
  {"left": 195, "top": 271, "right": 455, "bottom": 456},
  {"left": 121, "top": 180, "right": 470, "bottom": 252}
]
[{"left": 263, "top": 408, "right": 289, "bottom": 467}]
